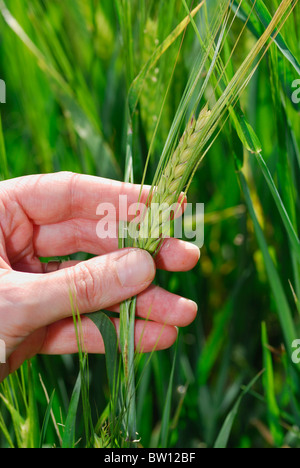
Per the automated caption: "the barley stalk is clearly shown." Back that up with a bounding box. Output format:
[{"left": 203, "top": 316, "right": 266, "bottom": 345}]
[{"left": 138, "top": 105, "right": 211, "bottom": 255}]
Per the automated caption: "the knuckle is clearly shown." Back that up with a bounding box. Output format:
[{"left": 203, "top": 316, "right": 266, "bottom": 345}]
[{"left": 71, "top": 263, "right": 100, "bottom": 310}]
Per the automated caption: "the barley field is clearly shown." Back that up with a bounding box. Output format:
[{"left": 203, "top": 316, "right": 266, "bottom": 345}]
[{"left": 0, "top": 0, "right": 300, "bottom": 449}]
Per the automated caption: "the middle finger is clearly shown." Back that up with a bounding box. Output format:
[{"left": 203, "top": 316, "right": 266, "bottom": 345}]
[{"left": 33, "top": 219, "right": 200, "bottom": 272}]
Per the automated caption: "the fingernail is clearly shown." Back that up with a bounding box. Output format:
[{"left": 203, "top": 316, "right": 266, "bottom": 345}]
[
  {"left": 116, "top": 250, "right": 156, "bottom": 287},
  {"left": 191, "top": 243, "right": 201, "bottom": 256},
  {"left": 189, "top": 299, "right": 199, "bottom": 315},
  {"left": 178, "top": 297, "right": 198, "bottom": 324},
  {"left": 186, "top": 243, "right": 201, "bottom": 262}
]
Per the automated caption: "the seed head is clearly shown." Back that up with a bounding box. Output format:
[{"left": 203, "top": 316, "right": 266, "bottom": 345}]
[{"left": 138, "top": 105, "right": 211, "bottom": 254}]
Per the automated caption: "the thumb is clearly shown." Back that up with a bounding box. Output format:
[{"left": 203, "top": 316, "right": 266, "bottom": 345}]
[{"left": 15, "top": 249, "right": 156, "bottom": 330}]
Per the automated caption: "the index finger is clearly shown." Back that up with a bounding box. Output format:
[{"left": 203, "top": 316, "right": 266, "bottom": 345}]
[{"left": 4, "top": 172, "right": 152, "bottom": 225}]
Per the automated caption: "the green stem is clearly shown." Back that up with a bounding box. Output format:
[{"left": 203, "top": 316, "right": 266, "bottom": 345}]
[{"left": 119, "top": 296, "right": 137, "bottom": 447}]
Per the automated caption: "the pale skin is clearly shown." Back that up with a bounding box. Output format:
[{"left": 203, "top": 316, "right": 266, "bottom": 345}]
[{"left": 0, "top": 172, "right": 200, "bottom": 382}]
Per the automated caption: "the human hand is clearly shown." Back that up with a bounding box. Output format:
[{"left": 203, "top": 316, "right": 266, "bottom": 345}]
[{"left": 0, "top": 172, "right": 200, "bottom": 381}]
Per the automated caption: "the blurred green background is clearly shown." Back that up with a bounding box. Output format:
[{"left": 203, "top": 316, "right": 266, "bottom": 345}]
[{"left": 0, "top": 0, "right": 300, "bottom": 448}]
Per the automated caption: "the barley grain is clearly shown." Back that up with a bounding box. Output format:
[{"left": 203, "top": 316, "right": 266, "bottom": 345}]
[{"left": 138, "top": 105, "right": 211, "bottom": 254}]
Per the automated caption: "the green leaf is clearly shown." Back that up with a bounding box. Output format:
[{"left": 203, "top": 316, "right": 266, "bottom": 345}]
[
  {"left": 85, "top": 312, "right": 120, "bottom": 402},
  {"left": 248, "top": 0, "right": 300, "bottom": 76},
  {"left": 229, "top": 106, "right": 262, "bottom": 154},
  {"left": 261, "top": 322, "right": 284, "bottom": 447},
  {"left": 0, "top": 0, "right": 121, "bottom": 179},
  {"left": 232, "top": 0, "right": 263, "bottom": 38},
  {"left": 0, "top": 412, "right": 14, "bottom": 448},
  {"left": 232, "top": 0, "right": 300, "bottom": 111},
  {"left": 214, "top": 371, "right": 264, "bottom": 448},
  {"left": 238, "top": 171, "right": 298, "bottom": 358},
  {"left": 58, "top": 91, "right": 120, "bottom": 179},
  {"left": 0, "top": 393, "right": 25, "bottom": 448},
  {"left": 197, "top": 271, "right": 250, "bottom": 385},
  {"left": 254, "top": 152, "right": 300, "bottom": 265},
  {"left": 159, "top": 339, "right": 178, "bottom": 448},
  {"left": 62, "top": 371, "right": 81, "bottom": 448},
  {"left": 39, "top": 389, "right": 56, "bottom": 449},
  {"left": 197, "top": 300, "right": 234, "bottom": 385},
  {"left": 128, "top": 1, "right": 204, "bottom": 116},
  {"left": 86, "top": 311, "right": 125, "bottom": 443},
  {"left": 27, "top": 361, "right": 40, "bottom": 448}
]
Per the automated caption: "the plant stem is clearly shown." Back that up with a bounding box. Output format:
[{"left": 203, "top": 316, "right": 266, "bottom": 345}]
[{"left": 119, "top": 296, "right": 137, "bottom": 446}]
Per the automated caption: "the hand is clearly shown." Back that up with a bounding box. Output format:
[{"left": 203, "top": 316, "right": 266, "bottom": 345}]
[{"left": 0, "top": 172, "right": 200, "bottom": 381}]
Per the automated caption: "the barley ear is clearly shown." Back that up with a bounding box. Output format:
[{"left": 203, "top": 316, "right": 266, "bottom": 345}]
[{"left": 138, "top": 105, "right": 211, "bottom": 255}]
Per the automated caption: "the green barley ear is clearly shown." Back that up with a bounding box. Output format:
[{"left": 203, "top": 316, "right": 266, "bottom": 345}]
[{"left": 138, "top": 105, "right": 211, "bottom": 255}]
